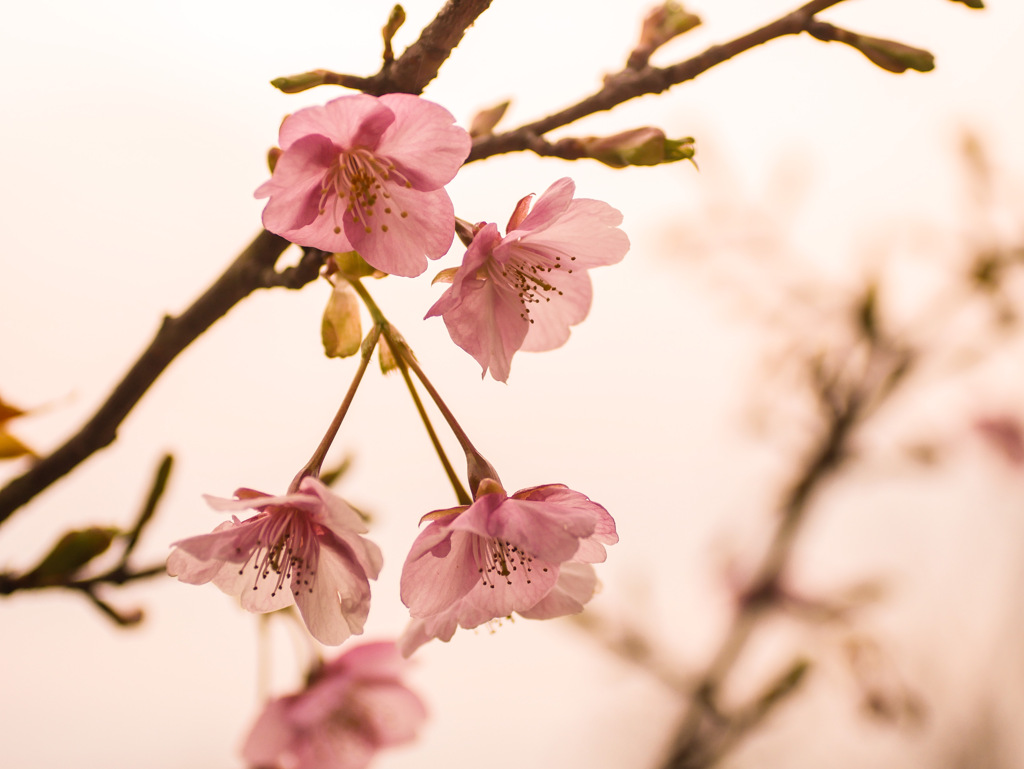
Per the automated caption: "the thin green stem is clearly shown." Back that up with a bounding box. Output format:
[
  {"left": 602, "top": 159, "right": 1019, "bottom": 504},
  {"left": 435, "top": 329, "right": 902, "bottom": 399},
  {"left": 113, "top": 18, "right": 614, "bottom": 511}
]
[
  {"left": 392, "top": 353, "right": 472, "bottom": 505},
  {"left": 343, "top": 276, "right": 498, "bottom": 495},
  {"left": 289, "top": 324, "right": 381, "bottom": 491}
]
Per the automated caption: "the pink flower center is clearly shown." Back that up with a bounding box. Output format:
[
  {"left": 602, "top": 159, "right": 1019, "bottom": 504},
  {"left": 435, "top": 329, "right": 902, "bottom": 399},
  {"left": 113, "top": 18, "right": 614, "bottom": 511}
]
[
  {"left": 317, "top": 149, "right": 412, "bottom": 237},
  {"left": 497, "top": 248, "right": 575, "bottom": 323},
  {"left": 237, "top": 510, "right": 319, "bottom": 598},
  {"left": 476, "top": 538, "right": 547, "bottom": 588}
]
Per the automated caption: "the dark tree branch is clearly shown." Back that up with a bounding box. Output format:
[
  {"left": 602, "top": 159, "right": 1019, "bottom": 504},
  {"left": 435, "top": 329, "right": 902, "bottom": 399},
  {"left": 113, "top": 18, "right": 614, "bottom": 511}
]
[
  {"left": 467, "top": 0, "right": 848, "bottom": 163},
  {"left": 365, "top": 0, "right": 494, "bottom": 95},
  {"left": 0, "top": 231, "right": 326, "bottom": 527},
  {"left": 276, "top": 0, "right": 494, "bottom": 96}
]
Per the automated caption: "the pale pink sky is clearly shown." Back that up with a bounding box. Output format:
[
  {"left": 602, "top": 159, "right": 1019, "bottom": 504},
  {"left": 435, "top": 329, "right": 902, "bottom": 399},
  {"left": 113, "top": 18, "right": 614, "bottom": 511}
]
[{"left": 2, "top": 1, "right": 1024, "bottom": 768}]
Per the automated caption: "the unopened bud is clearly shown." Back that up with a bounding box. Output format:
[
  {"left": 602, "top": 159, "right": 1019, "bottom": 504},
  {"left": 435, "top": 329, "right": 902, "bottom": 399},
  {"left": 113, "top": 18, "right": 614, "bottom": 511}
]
[
  {"left": 330, "top": 251, "right": 380, "bottom": 279},
  {"left": 950, "top": 0, "right": 983, "bottom": 8},
  {"left": 382, "top": 5, "right": 406, "bottom": 63},
  {"left": 378, "top": 334, "right": 399, "bottom": 375},
  {"left": 581, "top": 128, "right": 696, "bottom": 168},
  {"left": 267, "top": 146, "right": 282, "bottom": 173},
  {"left": 629, "top": 2, "right": 701, "bottom": 68},
  {"left": 270, "top": 70, "right": 329, "bottom": 94},
  {"left": 469, "top": 100, "right": 511, "bottom": 138},
  {"left": 455, "top": 218, "right": 482, "bottom": 248},
  {"left": 321, "top": 282, "right": 363, "bottom": 359},
  {"left": 847, "top": 33, "right": 935, "bottom": 74}
]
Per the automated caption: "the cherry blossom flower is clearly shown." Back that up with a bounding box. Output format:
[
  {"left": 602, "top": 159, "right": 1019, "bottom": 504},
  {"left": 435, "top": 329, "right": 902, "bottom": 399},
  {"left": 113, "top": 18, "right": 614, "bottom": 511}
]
[
  {"left": 398, "top": 478, "right": 618, "bottom": 656},
  {"left": 167, "top": 476, "right": 382, "bottom": 646},
  {"left": 426, "top": 177, "right": 629, "bottom": 381},
  {"left": 256, "top": 93, "right": 471, "bottom": 277},
  {"left": 243, "top": 641, "right": 427, "bottom": 769}
]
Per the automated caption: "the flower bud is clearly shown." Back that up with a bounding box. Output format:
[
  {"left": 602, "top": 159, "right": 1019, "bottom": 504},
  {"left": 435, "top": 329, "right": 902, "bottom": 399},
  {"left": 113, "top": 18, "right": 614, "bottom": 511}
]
[
  {"left": 378, "top": 334, "right": 399, "bottom": 375},
  {"left": 322, "top": 282, "right": 362, "bottom": 359},
  {"left": 381, "top": 5, "right": 406, "bottom": 63},
  {"left": 469, "top": 100, "right": 511, "bottom": 138},
  {"left": 330, "top": 251, "right": 380, "bottom": 279},
  {"left": 629, "top": 2, "right": 701, "bottom": 68},
  {"left": 950, "top": 0, "right": 983, "bottom": 8},
  {"left": 581, "top": 128, "right": 696, "bottom": 168},
  {"left": 848, "top": 34, "right": 935, "bottom": 74},
  {"left": 266, "top": 146, "right": 282, "bottom": 174},
  {"left": 270, "top": 70, "right": 331, "bottom": 94}
]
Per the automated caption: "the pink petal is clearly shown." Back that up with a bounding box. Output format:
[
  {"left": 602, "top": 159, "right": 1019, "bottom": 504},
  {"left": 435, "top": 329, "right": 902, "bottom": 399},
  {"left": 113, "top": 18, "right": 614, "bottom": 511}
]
[
  {"left": 293, "top": 544, "right": 371, "bottom": 645},
  {"left": 347, "top": 185, "right": 455, "bottom": 277},
  {"left": 514, "top": 196, "right": 629, "bottom": 269},
  {"left": 351, "top": 683, "right": 428, "bottom": 746},
  {"left": 297, "top": 728, "right": 375, "bottom": 769},
  {"left": 325, "top": 640, "right": 405, "bottom": 681},
  {"left": 461, "top": 553, "right": 561, "bottom": 618},
  {"left": 425, "top": 223, "right": 500, "bottom": 317},
  {"left": 376, "top": 94, "right": 471, "bottom": 189},
  {"left": 512, "top": 177, "right": 576, "bottom": 235},
  {"left": 438, "top": 260, "right": 529, "bottom": 381},
  {"left": 236, "top": 564, "right": 297, "bottom": 613},
  {"left": 519, "top": 271, "right": 593, "bottom": 352},
  {"left": 401, "top": 527, "right": 480, "bottom": 617},
  {"left": 301, "top": 477, "right": 369, "bottom": 533},
  {"left": 241, "top": 699, "right": 295, "bottom": 767},
  {"left": 257, "top": 134, "right": 338, "bottom": 233},
  {"left": 168, "top": 519, "right": 259, "bottom": 567},
  {"left": 518, "top": 562, "right": 597, "bottom": 619},
  {"left": 279, "top": 94, "right": 393, "bottom": 151},
  {"left": 491, "top": 488, "right": 606, "bottom": 562}
]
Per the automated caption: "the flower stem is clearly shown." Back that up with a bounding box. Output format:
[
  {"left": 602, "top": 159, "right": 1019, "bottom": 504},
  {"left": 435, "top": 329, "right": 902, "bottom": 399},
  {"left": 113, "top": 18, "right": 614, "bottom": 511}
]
[
  {"left": 392, "top": 352, "right": 472, "bottom": 505},
  {"left": 290, "top": 324, "right": 381, "bottom": 491},
  {"left": 343, "top": 276, "right": 499, "bottom": 497}
]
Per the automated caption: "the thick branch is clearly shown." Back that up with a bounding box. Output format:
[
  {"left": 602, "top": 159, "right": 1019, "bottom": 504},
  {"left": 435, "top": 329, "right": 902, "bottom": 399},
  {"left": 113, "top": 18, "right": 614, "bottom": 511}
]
[
  {"left": 467, "top": 0, "right": 846, "bottom": 162},
  {"left": 362, "top": 0, "right": 494, "bottom": 95},
  {"left": 0, "top": 230, "right": 324, "bottom": 527}
]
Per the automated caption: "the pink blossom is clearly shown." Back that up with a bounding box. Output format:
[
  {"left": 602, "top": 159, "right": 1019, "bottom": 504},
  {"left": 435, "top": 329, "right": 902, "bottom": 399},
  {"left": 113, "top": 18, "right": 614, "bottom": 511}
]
[
  {"left": 243, "top": 641, "right": 427, "bottom": 769},
  {"left": 426, "top": 177, "right": 629, "bottom": 381},
  {"left": 167, "top": 476, "right": 382, "bottom": 645},
  {"left": 256, "top": 93, "right": 471, "bottom": 277},
  {"left": 398, "top": 478, "right": 618, "bottom": 656}
]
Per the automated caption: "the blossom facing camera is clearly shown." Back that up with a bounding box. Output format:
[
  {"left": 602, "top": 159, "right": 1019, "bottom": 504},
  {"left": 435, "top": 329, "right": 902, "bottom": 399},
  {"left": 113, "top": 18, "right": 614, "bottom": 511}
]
[
  {"left": 167, "top": 476, "right": 382, "bottom": 645},
  {"left": 243, "top": 641, "right": 427, "bottom": 769},
  {"left": 398, "top": 479, "right": 618, "bottom": 656},
  {"left": 256, "top": 93, "right": 471, "bottom": 277},
  {"left": 426, "top": 177, "right": 629, "bottom": 381}
]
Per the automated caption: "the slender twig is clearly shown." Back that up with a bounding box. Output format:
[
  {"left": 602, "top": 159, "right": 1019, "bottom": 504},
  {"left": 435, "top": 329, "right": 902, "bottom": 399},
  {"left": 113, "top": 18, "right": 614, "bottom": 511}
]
[
  {"left": 282, "top": 0, "right": 494, "bottom": 96},
  {"left": 0, "top": 562, "right": 166, "bottom": 595},
  {"left": 468, "top": 0, "right": 848, "bottom": 163},
  {"left": 660, "top": 335, "right": 912, "bottom": 769},
  {"left": 343, "top": 276, "right": 472, "bottom": 504},
  {"left": 290, "top": 324, "right": 381, "bottom": 490},
  {"left": 0, "top": 231, "right": 325, "bottom": 528},
  {"left": 392, "top": 355, "right": 472, "bottom": 506}
]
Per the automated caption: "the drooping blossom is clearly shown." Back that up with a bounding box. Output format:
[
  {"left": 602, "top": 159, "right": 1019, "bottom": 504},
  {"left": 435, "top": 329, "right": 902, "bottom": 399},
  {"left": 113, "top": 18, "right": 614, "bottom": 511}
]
[
  {"left": 167, "top": 476, "right": 382, "bottom": 645},
  {"left": 398, "top": 478, "right": 618, "bottom": 656},
  {"left": 426, "top": 177, "right": 629, "bottom": 381},
  {"left": 243, "top": 641, "right": 427, "bottom": 769},
  {"left": 256, "top": 93, "right": 471, "bottom": 277}
]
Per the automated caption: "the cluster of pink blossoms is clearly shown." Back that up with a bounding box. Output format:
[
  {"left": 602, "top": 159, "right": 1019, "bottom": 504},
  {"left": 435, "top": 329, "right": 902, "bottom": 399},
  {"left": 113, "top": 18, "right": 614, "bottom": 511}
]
[
  {"left": 427, "top": 177, "right": 630, "bottom": 381},
  {"left": 256, "top": 93, "right": 471, "bottom": 278},
  {"left": 398, "top": 478, "right": 618, "bottom": 656},
  {"left": 167, "top": 476, "right": 382, "bottom": 646},
  {"left": 243, "top": 641, "right": 426, "bottom": 769},
  {"left": 171, "top": 91, "right": 628, "bottom": 765}
]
